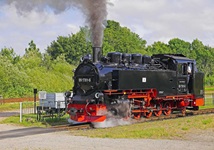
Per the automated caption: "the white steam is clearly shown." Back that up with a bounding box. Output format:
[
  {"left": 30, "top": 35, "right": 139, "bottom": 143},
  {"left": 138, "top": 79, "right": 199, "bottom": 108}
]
[
  {"left": 92, "top": 112, "right": 131, "bottom": 128},
  {"left": 3, "top": 0, "right": 108, "bottom": 47},
  {"left": 93, "top": 101, "right": 132, "bottom": 128}
]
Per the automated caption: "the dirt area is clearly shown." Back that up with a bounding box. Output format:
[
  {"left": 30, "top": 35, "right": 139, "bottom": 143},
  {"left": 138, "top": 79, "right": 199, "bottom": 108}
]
[{"left": 0, "top": 111, "right": 214, "bottom": 150}]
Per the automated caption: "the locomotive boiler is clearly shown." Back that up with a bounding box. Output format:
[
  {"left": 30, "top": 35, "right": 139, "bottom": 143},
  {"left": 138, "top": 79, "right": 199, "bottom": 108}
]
[{"left": 66, "top": 47, "right": 204, "bottom": 123}]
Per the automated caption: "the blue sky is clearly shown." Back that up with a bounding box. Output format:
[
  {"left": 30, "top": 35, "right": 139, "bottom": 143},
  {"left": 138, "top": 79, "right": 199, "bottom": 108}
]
[{"left": 0, "top": 0, "right": 214, "bottom": 56}]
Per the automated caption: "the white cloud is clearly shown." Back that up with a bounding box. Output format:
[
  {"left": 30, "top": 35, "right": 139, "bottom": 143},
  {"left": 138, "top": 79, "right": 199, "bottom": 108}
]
[
  {"left": 67, "top": 24, "right": 80, "bottom": 34},
  {"left": 0, "top": 4, "right": 84, "bottom": 55},
  {"left": 108, "top": 0, "right": 214, "bottom": 45}
]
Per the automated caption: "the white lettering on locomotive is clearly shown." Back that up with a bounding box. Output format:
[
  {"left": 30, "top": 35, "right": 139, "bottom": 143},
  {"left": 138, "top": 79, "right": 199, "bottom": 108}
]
[{"left": 78, "top": 78, "right": 91, "bottom": 82}]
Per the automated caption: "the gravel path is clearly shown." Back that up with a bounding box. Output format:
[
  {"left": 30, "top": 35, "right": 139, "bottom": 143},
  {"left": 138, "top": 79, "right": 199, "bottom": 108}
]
[
  {"left": 0, "top": 124, "right": 213, "bottom": 150},
  {"left": 0, "top": 111, "right": 214, "bottom": 150}
]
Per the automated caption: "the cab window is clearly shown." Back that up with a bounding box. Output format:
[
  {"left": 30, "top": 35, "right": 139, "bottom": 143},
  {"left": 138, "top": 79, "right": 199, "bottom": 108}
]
[{"left": 177, "top": 63, "right": 187, "bottom": 75}]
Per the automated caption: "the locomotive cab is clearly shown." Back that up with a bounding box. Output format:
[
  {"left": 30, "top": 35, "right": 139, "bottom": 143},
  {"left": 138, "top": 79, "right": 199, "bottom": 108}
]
[
  {"left": 153, "top": 54, "right": 204, "bottom": 96},
  {"left": 175, "top": 58, "right": 204, "bottom": 107},
  {"left": 155, "top": 54, "right": 204, "bottom": 107}
]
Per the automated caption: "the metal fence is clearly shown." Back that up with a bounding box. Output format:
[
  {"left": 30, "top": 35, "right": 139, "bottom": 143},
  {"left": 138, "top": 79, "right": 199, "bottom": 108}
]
[
  {"left": 19, "top": 101, "right": 66, "bottom": 122},
  {"left": 19, "top": 102, "right": 38, "bottom": 122}
]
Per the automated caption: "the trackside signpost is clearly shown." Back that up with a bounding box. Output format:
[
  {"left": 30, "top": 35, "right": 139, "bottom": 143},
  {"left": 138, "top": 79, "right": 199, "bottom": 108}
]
[
  {"left": 33, "top": 89, "right": 37, "bottom": 114},
  {"left": 38, "top": 91, "right": 47, "bottom": 100},
  {"left": 38, "top": 91, "right": 47, "bottom": 110}
]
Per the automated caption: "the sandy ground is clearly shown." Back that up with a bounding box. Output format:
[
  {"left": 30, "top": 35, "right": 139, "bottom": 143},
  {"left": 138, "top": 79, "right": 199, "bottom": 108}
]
[{"left": 0, "top": 111, "right": 214, "bottom": 150}]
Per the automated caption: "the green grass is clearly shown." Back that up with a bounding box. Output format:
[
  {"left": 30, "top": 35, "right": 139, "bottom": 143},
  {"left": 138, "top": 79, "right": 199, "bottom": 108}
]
[
  {"left": 0, "top": 101, "right": 39, "bottom": 112},
  {"left": 0, "top": 103, "right": 20, "bottom": 112},
  {"left": 69, "top": 114, "right": 214, "bottom": 139},
  {"left": 200, "top": 105, "right": 214, "bottom": 109},
  {"left": 0, "top": 113, "right": 69, "bottom": 127},
  {"left": 205, "top": 86, "right": 214, "bottom": 91}
]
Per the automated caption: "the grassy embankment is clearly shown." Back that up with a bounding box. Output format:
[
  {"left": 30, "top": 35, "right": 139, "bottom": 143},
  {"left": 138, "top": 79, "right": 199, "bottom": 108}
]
[{"left": 0, "top": 103, "right": 20, "bottom": 112}]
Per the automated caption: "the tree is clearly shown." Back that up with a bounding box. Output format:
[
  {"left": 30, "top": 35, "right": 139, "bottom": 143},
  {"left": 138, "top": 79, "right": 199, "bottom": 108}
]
[
  {"left": 47, "top": 27, "right": 92, "bottom": 65},
  {"left": 146, "top": 41, "right": 171, "bottom": 55},
  {"left": 191, "top": 39, "right": 214, "bottom": 85},
  {"left": 46, "top": 36, "right": 67, "bottom": 60},
  {"left": 46, "top": 20, "right": 148, "bottom": 64},
  {"left": 0, "top": 47, "right": 20, "bottom": 64},
  {"left": 24, "top": 40, "right": 41, "bottom": 57},
  {"left": 103, "top": 20, "right": 147, "bottom": 55},
  {"left": 0, "top": 55, "right": 31, "bottom": 98},
  {"left": 17, "top": 41, "right": 42, "bottom": 70},
  {"left": 168, "top": 38, "right": 191, "bottom": 56}
]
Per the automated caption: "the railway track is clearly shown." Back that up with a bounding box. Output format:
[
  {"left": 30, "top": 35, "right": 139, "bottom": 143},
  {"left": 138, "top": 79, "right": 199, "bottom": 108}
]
[
  {"left": 138, "top": 108, "right": 214, "bottom": 123},
  {"left": 51, "top": 123, "right": 92, "bottom": 130},
  {"left": 186, "top": 108, "right": 214, "bottom": 115},
  {"left": 50, "top": 108, "right": 214, "bottom": 130}
]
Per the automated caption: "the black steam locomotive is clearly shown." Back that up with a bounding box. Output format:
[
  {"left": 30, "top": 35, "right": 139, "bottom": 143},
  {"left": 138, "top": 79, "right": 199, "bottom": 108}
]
[{"left": 66, "top": 47, "right": 204, "bottom": 123}]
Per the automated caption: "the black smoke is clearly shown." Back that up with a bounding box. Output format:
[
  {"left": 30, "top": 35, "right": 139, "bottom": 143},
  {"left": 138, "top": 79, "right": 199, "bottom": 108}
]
[{"left": 3, "top": 0, "right": 108, "bottom": 47}]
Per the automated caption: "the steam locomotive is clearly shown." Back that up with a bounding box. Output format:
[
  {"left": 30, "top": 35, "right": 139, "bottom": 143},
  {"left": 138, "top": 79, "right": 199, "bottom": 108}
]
[{"left": 66, "top": 47, "right": 204, "bottom": 123}]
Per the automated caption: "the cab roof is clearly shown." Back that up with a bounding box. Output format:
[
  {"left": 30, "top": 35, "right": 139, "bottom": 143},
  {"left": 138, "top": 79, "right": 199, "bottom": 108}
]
[{"left": 152, "top": 54, "right": 195, "bottom": 63}]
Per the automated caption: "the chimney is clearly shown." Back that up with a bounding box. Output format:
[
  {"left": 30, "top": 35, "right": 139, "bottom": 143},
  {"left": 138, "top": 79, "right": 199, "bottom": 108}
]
[{"left": 93, "top": 47, "right": 102, "bottom": 62}]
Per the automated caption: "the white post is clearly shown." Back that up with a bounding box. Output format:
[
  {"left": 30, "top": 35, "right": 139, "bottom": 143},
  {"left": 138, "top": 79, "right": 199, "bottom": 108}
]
[{"left": 20, "top": 102, "right": 22, "bottom": 122}]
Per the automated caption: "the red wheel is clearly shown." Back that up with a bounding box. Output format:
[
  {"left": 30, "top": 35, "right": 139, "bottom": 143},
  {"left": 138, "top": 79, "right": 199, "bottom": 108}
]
[
  {"left": 145, "top": 110, "right": 153, "bottom": 118},
  {"left": 133, "top": 113, "right": 141, "bottom": 120},
  {"left": 163, "top": 102, "right": 172, "bottom": 116},
  {"left": 154, "top": 103, "right": 162, "bottom": 117}
]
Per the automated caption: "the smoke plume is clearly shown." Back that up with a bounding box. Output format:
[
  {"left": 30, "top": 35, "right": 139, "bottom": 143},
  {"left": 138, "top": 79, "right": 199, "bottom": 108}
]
[
  {"left": 83, "top": 1, "right": 107, "bottom": 47},
  {"left": 3, "top": 0, "right": 108, "bottom": 47}
]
